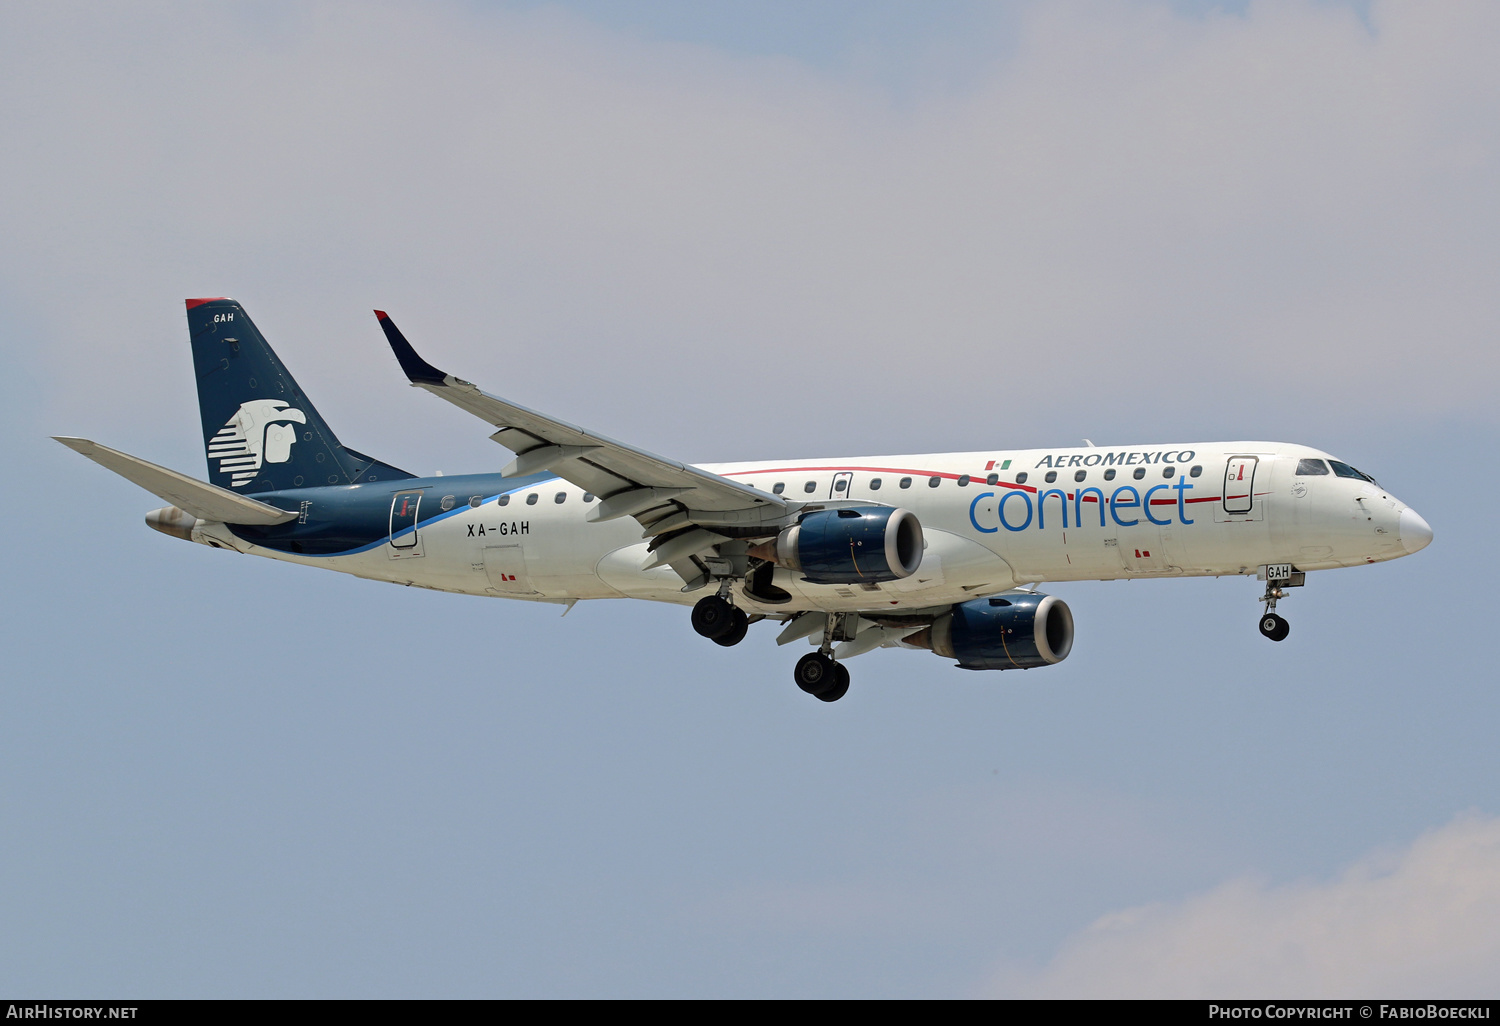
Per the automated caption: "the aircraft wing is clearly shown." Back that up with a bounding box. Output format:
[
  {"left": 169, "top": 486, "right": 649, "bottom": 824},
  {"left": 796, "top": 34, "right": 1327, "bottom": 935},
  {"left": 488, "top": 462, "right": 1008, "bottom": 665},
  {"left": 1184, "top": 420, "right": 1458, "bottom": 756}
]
[
  {"left": 375, "top": 312, "right": 789, "bottom": 534},
  {"left": 53, "top": 436, "right": 297, "bottom": 526}
]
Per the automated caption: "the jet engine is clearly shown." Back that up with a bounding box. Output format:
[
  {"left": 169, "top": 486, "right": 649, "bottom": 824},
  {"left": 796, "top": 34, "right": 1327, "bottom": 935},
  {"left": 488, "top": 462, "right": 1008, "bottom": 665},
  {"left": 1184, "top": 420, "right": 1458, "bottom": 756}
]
[
  {"left": 749, "top": 506, "right": 923, "bottom": 585},
  {"left": 907, "top": 593, "right": 1074, "bottom": 670}
]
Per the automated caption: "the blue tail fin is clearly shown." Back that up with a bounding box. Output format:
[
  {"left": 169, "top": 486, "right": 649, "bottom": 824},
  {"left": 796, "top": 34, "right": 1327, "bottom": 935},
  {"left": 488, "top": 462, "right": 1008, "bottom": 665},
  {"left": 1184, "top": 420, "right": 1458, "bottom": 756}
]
[{"left": 185, "top": 298, "right": 413, "bottom": 492}]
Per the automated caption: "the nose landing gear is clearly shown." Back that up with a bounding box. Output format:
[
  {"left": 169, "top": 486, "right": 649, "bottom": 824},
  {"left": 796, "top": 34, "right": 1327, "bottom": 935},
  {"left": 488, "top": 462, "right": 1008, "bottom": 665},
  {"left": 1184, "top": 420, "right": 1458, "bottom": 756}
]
[
  {"left": 1257, "top": 563, "right": 1302, "bottom": 642},
  {"left": 1259, "top": 612, "right": 1290, "bottom": 641}
]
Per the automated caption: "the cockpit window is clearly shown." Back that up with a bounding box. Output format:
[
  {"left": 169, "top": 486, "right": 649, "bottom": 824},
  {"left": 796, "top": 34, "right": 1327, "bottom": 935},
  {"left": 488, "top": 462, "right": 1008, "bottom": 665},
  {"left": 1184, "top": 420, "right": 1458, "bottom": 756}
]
[
  {"left": 1329, "top": 460, "right": 1376, "bottom": 484},
  {"left": 1297, "top": 458, "right": 1330, "bottom": 476}
]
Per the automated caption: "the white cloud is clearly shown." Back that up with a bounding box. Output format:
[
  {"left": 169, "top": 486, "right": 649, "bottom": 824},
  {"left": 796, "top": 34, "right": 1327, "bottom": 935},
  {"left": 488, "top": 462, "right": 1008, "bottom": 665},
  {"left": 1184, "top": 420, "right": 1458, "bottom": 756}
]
[
  {"left": 3, "top": 0, "right": 1497, "bottom": 465},
  {"left": 682, "top": 778, "right": 1233, "bottom": 944},
  {"left": 988, "top": 812, "right": 1500, "bottom": 998}
]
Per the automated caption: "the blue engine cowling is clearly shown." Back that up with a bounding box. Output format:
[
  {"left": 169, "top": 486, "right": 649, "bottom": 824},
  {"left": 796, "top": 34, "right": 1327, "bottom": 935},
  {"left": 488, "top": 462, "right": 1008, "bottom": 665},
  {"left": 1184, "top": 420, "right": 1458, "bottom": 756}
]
[
  {"left": 760, "top": 506, "right": 924, "bottom": 585},
  {"left": 923, "top": 593, "right": 1074, "bottom": 670}
]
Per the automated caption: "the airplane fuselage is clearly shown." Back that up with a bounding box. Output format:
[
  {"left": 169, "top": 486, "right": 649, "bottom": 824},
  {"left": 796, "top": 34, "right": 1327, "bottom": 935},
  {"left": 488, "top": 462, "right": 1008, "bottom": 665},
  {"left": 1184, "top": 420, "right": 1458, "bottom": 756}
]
[{"left": 179, "top": 441, "right": 1428, "bottom": 616}]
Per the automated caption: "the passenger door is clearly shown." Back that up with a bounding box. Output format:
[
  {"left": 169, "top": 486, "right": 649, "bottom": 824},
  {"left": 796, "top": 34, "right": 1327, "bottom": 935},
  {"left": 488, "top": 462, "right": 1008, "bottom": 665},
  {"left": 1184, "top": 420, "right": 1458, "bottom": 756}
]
[
  {"left": 830, "top": 471, "right": 853, "bottom": 500},
  {"left": 1223, "top": 457, "right": 1258, "bottom": 514}
]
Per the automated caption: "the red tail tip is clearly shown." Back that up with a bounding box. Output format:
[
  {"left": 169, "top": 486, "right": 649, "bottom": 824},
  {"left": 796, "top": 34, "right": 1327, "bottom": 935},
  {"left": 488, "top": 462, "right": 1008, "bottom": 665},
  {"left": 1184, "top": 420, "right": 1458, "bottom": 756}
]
[
  {"left": 185, "top": 297, "right": 229, "bottom": 310},
  {"left": 374, "top": 309, "right": 389, "bottom": 320}
]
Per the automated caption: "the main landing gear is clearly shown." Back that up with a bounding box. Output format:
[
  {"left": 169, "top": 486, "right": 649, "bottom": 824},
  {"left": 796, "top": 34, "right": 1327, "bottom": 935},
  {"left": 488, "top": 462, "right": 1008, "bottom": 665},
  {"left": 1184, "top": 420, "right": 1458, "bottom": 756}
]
[
  {"left": 691, "top": 593, "right": 749, "bottom": 647},
  {"left": 791, "top": 612, "right": 853, "bottom": 702},
  {"left": 794, "top": 652, "right": 850, "bottom": 703},
  {"left": 691, "top": 592, "right": 852, "bottom": 703}
]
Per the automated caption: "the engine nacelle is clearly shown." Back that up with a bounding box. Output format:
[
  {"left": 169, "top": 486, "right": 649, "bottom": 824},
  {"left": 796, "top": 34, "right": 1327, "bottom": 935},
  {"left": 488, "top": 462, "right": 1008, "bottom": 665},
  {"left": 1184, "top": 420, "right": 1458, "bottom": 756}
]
[
  {"left": 910, "top": 593, "right": 1074, "bottom": 670},
  {"left": 749, "top": 506, "right": 923, "bottom": 585}
]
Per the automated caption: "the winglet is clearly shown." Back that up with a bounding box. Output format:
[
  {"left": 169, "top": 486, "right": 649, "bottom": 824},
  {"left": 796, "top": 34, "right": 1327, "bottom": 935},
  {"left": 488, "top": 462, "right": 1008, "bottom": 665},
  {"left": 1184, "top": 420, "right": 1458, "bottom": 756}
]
[{"left": 375, "top": 310, "right": 448, "bottom": 385}]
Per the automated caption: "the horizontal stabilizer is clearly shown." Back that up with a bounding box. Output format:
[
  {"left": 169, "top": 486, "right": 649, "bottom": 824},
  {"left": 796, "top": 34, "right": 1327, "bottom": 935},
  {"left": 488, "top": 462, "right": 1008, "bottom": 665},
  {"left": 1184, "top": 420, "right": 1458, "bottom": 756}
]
[{"left": 54, "top": 437, "right": 296, "bottom": 525}]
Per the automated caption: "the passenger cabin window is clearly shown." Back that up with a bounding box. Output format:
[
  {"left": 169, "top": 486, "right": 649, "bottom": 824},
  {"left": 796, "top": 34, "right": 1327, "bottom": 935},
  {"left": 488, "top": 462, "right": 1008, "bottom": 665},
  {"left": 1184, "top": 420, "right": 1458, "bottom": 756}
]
[
  {"left": 1190, "top": 465, "right": 1202, "bottom": 478},
  {"left": 869, "top": 478, "right": 882, "bottom": 490},
  {"left": 834, "top": 478, "right": 847, "bottom": 492},
  {"left": 468, "top": 496, "right": 482, "bottom": 508},
  {"left": 1297, "top": 459, "right": 1330, "bottom": 476},
  {"left": 1015, "top": 472, "right": 1028, "bottom": 485},
  {"left": 583, "top": 493, "right": 594, "bottom": 502},
  {"left": 986, "top": 473, "right": 999, "bottom": 486},
  {"left": 928, "top": 476, "right": 941, "bottom": 488},
  {"left": 1044, "top": 470, "right": 1058, "bottom": 483},
  {"left": 803, "top": 481, "right": 817, "bottom": 493},
  {"left": 1074, "top": 470, "right": 1086, "bottom": 483},
  {"left": 958, "top": 474, "right": 970, "bottom": 487},
  {"left": 899, "top": 477, "right": 912, "bottom": 489},
  {"left": 526, "top": 493, "right": 539, "bottom": 505},
  {"left": 554, "top": 492, "right": 567, "bottom": 504},
  {"left": 1103, "top": 468, "right": 1116, "bottom": 481},
  {"left": 1133, "top": 467, "right": 1146, "bottom": 480},
  {"left": 498, "top": 494, "right": 510, "bottom": 506},
  {"left": 772, "top": 482, "right": 785, "bottom": 495},
  {"left": 1163, "top": 466, "right": 1175, "bottom": 478}
]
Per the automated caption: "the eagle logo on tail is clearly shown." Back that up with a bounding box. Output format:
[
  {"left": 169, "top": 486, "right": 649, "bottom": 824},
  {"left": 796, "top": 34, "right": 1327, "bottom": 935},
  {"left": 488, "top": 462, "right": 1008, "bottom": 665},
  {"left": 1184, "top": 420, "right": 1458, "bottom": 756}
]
[{"left": 208, "top": 399, "right": 308, "bottom": 487}]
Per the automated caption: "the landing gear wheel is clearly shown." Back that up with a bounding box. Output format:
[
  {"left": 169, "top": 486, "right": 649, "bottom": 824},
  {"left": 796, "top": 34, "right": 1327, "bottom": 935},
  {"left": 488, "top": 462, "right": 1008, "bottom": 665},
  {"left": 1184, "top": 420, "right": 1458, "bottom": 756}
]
[
  {"left": 691, "top": 595, "right": 736, "bottom": 640},
  {"left": 794, "top": 652, "right": 837, "bottom": 695},
  {"left": 1258, "top": 613, "right": 1290, "bottom": 642},
  {"left": 815, "top": 662, "right": 851, "bottom": 703},
  {"left": 712, "top": 606, "right": 750, "bottom": 647}
]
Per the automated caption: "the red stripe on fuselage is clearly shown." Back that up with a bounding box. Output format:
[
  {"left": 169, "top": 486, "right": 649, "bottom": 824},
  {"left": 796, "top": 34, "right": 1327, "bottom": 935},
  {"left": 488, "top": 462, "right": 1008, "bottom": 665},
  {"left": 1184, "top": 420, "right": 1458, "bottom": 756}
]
[{"left": 724, "top": 465, "right": 1248, "bottom": 505}]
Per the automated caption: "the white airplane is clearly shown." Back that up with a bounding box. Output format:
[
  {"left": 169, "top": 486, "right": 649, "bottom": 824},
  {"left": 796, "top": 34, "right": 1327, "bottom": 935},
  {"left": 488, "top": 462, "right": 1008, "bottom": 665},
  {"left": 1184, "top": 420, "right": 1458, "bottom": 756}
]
[{"left": 57, "top": 299, "right": 1434, "bottom": 702}]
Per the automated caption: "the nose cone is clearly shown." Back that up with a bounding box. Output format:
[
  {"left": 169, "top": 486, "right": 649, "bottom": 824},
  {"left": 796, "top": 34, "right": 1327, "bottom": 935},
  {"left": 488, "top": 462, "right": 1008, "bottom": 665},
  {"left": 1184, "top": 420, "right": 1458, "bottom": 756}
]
[{"left": 1399, "top": 507, "right": 1433, "bottom": 554}]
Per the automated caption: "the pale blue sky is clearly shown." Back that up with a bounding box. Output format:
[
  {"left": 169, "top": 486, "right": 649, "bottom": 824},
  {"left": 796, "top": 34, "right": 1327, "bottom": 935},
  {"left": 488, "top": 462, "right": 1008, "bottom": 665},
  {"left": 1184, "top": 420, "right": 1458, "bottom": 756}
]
[{"left": 1, "top": 0, "right": 1495, "bottom": 996}]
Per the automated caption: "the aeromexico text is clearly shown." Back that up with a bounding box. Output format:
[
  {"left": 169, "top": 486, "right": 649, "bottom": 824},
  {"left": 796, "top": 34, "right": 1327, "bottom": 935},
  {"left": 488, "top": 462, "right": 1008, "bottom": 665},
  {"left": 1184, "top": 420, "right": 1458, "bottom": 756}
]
[{"left": 1032, "top": 449, "right": 1196, "bottom": 468}]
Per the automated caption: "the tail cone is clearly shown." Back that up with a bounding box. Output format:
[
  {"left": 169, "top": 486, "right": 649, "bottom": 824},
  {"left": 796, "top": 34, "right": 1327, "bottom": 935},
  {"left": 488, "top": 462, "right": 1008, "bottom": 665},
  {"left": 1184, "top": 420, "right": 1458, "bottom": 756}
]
[{"left": 145, "top": 505, "right": 199, "bottom": 541}]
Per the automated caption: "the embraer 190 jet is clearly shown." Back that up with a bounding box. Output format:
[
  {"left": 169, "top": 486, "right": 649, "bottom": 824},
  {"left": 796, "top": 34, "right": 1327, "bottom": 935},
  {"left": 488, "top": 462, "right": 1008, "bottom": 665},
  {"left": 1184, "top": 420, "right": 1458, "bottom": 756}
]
[{"left": 57, "top": 299, "right": 1434, "bottom": 702}]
